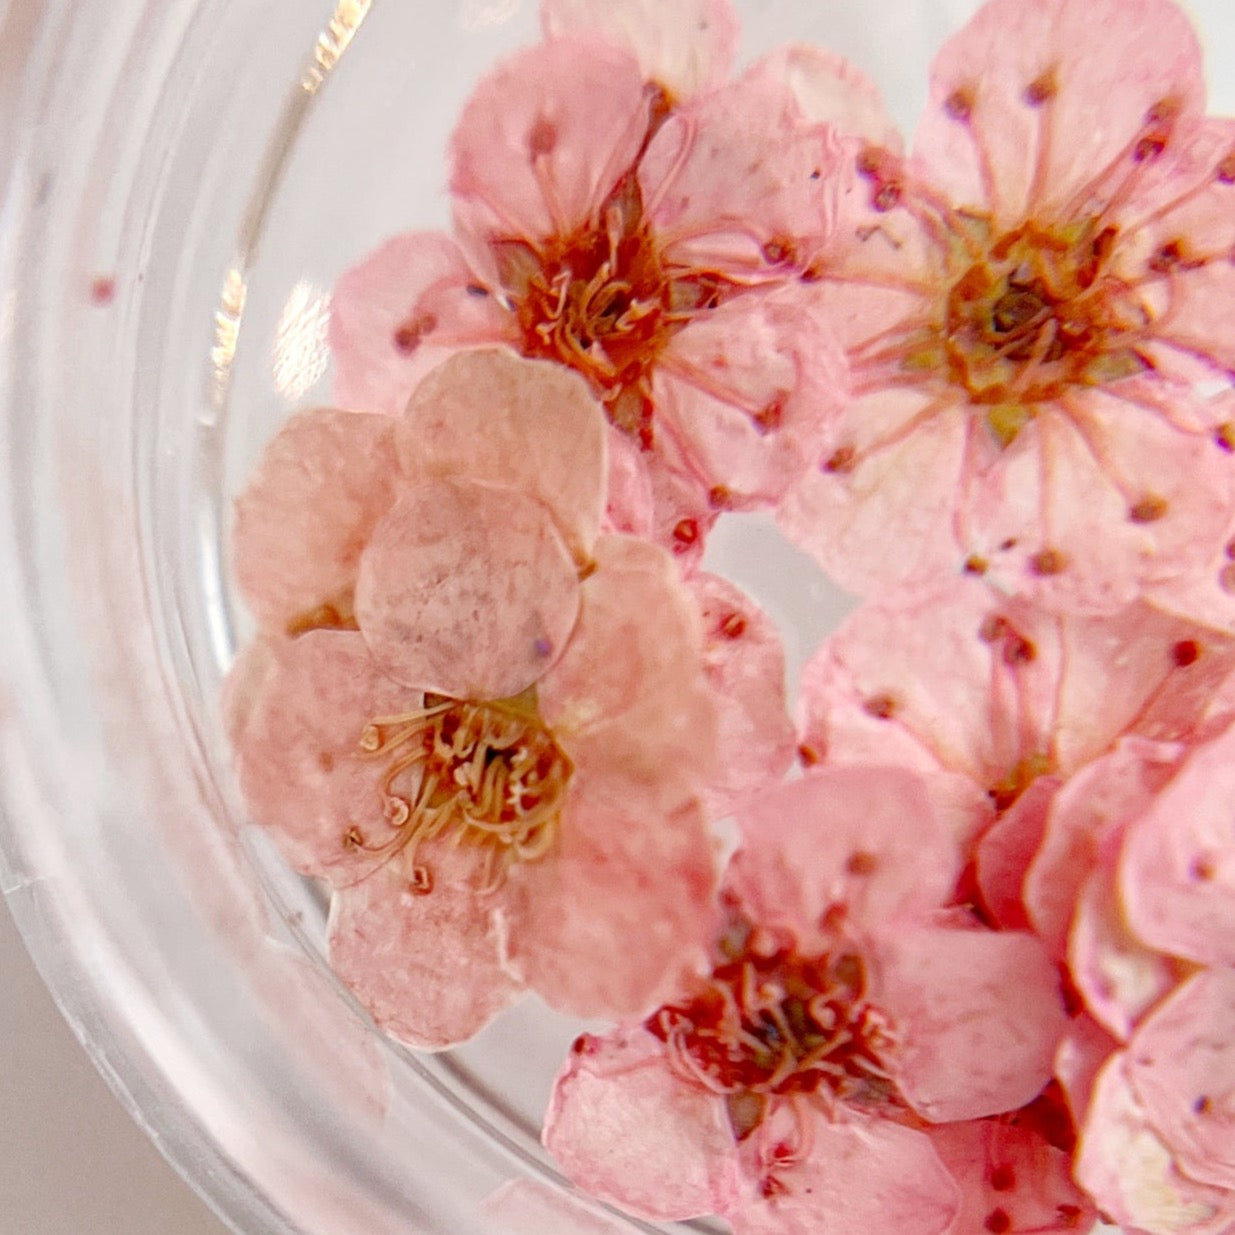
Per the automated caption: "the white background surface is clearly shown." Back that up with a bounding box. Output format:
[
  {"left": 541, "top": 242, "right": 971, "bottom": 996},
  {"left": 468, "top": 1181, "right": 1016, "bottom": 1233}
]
[{"left": 0, "top": 901, "right": 228, "bottom": 1235}]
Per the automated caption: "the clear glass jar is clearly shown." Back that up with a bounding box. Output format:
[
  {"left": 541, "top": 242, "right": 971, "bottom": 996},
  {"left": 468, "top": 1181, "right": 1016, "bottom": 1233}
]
[{"left": 2, "top": 1, "right": 1233, "bottom": 1231}]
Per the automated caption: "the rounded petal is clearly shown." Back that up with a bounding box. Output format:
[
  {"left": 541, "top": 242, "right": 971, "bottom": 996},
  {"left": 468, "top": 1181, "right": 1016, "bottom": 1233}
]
[
  {"left": 328, "top": 231, "right": 516, "bottom": 417},
  {"left": 232, "top": 408, "right": 399, "bottom": 631},
  {"left": 327, "top": 854, "right": 522, "bottom": 1050},
  {"left": 396, "top": 349, "right": 607, "bottom": 562},
  {"left": 972, "top": 394, "right": 1233, "bottom": 616},
  {"left": 504, "top": 782, "right": 715, "bottom": 1020},
  {"left": 915, "top": 0, "right": 1205, "bottom": 224},
  {"left": 927, "top": 1118, "right": 1097, "bottom": 1235},
  {"left": 755, "top": 45, "right": 901, "bottom": 149},
  {"left": 975, "top": 775, "right": 1061, "bottom": 930},
  {"left": 1025, "top": 737, "right": 1181, "bottom": 956},
  {"left": 1069, "top": 867, "right": 1177, "bottom": 1042},
  {"left": 653, "top": 287, "right": 849, "bottom": 507},
  {"left": 1120, "top": 719, "right": 1235, "bottom": 967},
  {"left": 877, "top": 927, "right": 1067, "bottom": 1122},
  {"left": 688, "top": 571, "right": 795, "bottom": 813},
  {"left": 1076, "top": 1055, "right": 1235, "bottom": 1235},
  {"left": 450, "top": 38, "right": 649, "bottom": 251},
  {"left": 734, "top": 1111, "right": 959, "bottom": 1235},
  {"left": 641, "top": 60, "right": 841, "bottom": 278},
  {"left": 355, "top": 479, "right": 580, "bottom": 700},
  {"left": 1054, "top": 1013, "right": 1120, "bottom": 1126},
  {"left": 729, "top": 768, "right": 960, "bottom": 945},
  {"left": 540, "top": 0, "right": 738, "bottom": 102},
  {"left": 542, "top": 1028, "right": 741, "bottom": 1222},
  {"left": 601, "top": 424, "right": 654, "bottom": 538},
  {"left": 539, "top": 535, "right": 716, "bottom": 799},
  {"left": 777, "top": 391, "right": 972, "bottom": 598},
  {"left": 1126, "top": 969, "right": 1235, "bottom": 1190},
  {"left": 228, "top": 631, "right": 413, "bottom": 880}
]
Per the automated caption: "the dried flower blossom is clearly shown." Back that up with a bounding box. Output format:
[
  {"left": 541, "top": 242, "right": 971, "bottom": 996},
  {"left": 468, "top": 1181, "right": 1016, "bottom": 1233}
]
[
  {"left": 779, "top": 0, "right": 1235, "bottom": 613},
  {"left": 544, "top": 768, "right": 1067, "bottom": 1230},
  {"left": 329, "top": 28, "right": 849, "bottom": 557},
  {"left": 227, "top": 353, "right": 719, "bottom": 1044}
]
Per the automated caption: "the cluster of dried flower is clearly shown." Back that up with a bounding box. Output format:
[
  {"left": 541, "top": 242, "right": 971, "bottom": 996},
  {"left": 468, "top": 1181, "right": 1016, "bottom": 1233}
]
[{"left": 225, "top": 0, "right": 1235, "bottom": 1231}]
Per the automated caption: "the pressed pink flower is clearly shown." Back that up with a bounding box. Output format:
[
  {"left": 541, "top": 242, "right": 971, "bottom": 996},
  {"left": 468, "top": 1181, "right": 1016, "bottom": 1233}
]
[
  {"left": 230, "top": 533, "right": 719, "bottom": 1047},
  {"left": 797, "top": 576, "right": 1235, "bottom": 852},
  {"left": 543, "top": 768, "right": 1067, "bottom": 1231},
  {"left": 329, "top": 35, "right": 849, "bottom": 558},
  {"left": 778, "top": 0, "right": 1235, "bottom": 613}
]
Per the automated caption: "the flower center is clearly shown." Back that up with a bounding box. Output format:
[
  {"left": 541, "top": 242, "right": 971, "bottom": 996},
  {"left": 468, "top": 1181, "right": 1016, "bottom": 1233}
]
[
  {"left": 346, "top": 690, "right": 572, "bottom": 891},
  {"left": 940, "top": 219, "right": 1149, "bottom": 444},
  {"left": 647, "top": 924, "right": 901, "bottom": 1134},
  {"left": 495, "top": 177, "right": 726, "bottom": 449}
]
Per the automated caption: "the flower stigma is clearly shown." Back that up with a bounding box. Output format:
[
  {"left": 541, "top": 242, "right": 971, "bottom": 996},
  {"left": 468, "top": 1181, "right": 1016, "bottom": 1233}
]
[{"left": 345, "top": 689, "right": 573, "bottom": 893}]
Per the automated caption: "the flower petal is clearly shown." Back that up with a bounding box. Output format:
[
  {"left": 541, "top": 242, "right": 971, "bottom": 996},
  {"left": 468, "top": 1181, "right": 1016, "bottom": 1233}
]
[
  {"left": 730, "top": 768, "right": 959, "bottom": 945},
  {"left": 1069, "top": 866, "right": 1177, "bottom": 1042},
  {"left": 915, "top": 0, "right": 1205, "bottom": 223},
  {"left": 1126, "top": 968, "right": 1235, "bottom": 1191},
  {"left": 1120, "top": 719, "right": 1235, "bottom": 967},
  {"left": 396, "top": 349, "right": 607, "bottom": 563},
  {"left": 450, "top": 38, "right": 649, "bottom": 255},
  {"left": 877, "top": 926, "right": 1067, "bottom": 1122},
  {"left": 539, "top": 535, "right": 716, "bottom": 800},
  {"left": 975, "top": 775, "right": 1061, "bottom": 930},
  {"left": 1076, "top": 1054, "right": 1235, "bottom": 1235},
  {"left": 688, "top": 571, "right": 795, "bottom": 813},
  {"left": 504, "top": 780, "right": 715, "bottom": 1019},
  {"left": 355, "top": 479, "right": 580, "bottom": 700},
  {"left": 540, "top": 0, "right": 738, "bottom": 102},
  {"left": 1025, "top": 736, "right": 1180, "bottom": 956},
  {"left": 640, "top": 59, "right": 840, "bottom": 279},
  {"left": 542, "top": 1027, "right": 741, "bottom": 1222},
  {"left": 776, "top": 390, "right": 972, "bottom": 597},
  {"left": 228, "top": 630, "right": 412, "bottom": 880},
  {"left": 755, "top": 45, "right": 902, "bottom": 150},
  {"left": 1054, "top": 1013, "right": 1119, "bottom": 1126},
  {"left": 327, "top": 851, "right": 522, "bottom": 1050},
  {"left": 328, "top": 231, "right": 516, "bottom": 417},
  {"left": 653, "top": 286, "right": 849, "bottom": 507},
  {"left": 927, "top": 1118, "right": 1096, "bottom": 1235},
  {"left": 733, "top": 1110, "right": 959, "bottom": 1235},
  {"left": 232, "top": 408, "right": 399, "bottom": 631}
]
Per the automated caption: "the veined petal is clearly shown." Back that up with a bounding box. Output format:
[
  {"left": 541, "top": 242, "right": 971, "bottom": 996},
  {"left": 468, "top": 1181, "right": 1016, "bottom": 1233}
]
[
  {"left": 328, "top": 231, "right": 516, "bottom": 417},
  {"left": 1119, "top": 718, "right": 1235, "bottom": 968},
  {"left": 539, "top": 535, "right": 716, "bottom": 800},
  {"left": 927, "top": 1118, "right": 1096, "bottom": 1235},
  {"left": 877, "top": 927, "right": 1066, "bottom": 1123},
  {"left": 914, "top": 0, "right": 1205, "bottom": 224},
  {"left": 327, "top": 853, "right": 521, "bottom": 1050},
  {"left": 450, "top": 37, "right": 650, "bottom": 253},
  {"left": 733, "top": 1111, "right": 959, "bottom": 1235},
  {"left": 654, "top": 286, "right": 849, "bottom": 507},
  {"left": 755, "top": 44, "right": 901, "bottom": 150},
  {"left": 543, "top": 1027, "right": 741, "bottom": 1222},
  {"left": 688, "top": 572, "right": 795, "bottom": 813},
  {"left": 228, "top": 630, "right": 413, "bottom": 881},
  {"left": 730, "top": 768, "right": 959, "bottom": 946},
  {"left": 1126, "top": 969, "right": 1235, "bottom": 1191},
  {"left": 640, "top": 58, "right": 841, "bottom": 278},
  {"left": 1076, "top": 1055, "right": 1235, "bottom": 1235},
  {"left": 540, "top": 0, "right": 739, "bottom": 103},
  {"left": 232, "top": 407, "right": 399, "bottom": 632},
  {"left": 396, "top": 349, "right": 607, "bottom": 563},
  {"left": 355, "top": 479, "right": 580, "bottom": 700},
  {"left": 504, "top": 781, "right": 715, "bottom": 1019}
]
